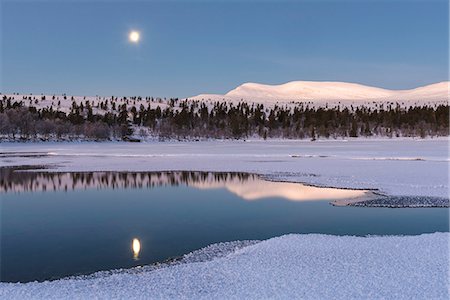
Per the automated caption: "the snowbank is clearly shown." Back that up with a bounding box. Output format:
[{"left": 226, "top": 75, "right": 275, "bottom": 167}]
[{"left": 1, "top": 233, "right": 448, "bottom": 299}]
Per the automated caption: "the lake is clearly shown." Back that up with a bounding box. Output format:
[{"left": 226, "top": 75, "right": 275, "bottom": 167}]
[{"left": 1, "top": 169, "right": 448, "bottom": 283}]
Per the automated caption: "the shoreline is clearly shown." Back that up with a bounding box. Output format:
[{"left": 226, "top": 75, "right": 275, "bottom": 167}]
[
  {"left": 1, "top": 135, "right": 449, "bottom": 144},
  {"left": 1, "top": 233, "right": 448, "bottom": 299},
  {"left": 330, "top": 191, "right": 384, "bottom": 206}
]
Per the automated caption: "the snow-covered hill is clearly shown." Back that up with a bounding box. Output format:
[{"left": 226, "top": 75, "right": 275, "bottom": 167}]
[
  {"left": 2, "top": 81, "right": 448, "bottom": 113},
  {"left": 191, "top": 81, "right": 449, "bottom": 106}
]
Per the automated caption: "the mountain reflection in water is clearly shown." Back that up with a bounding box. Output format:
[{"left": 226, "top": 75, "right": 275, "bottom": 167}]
[
  {"left": 1, "top": 168, "right": 447, "bottom": 283},
  {"left": 0, "top": 168, "right": 368, "bottom": 202}
]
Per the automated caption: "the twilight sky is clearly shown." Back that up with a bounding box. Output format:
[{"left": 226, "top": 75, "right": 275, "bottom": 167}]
[{"left": 1, "top": 0, "right": 448, "bottom": 98}]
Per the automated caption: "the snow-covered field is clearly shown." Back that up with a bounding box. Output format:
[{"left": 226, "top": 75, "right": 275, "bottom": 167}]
[
  {"left": 1, "top": 233, "right": 448, "bottom": 299},
  {"left": 1, "top": 138, "right": 448, "bottom": 298}
]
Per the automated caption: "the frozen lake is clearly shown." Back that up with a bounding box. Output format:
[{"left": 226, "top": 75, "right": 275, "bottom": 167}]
[
  {"left": 1, "top": 170, "right": 447, "bottom": 283},
  {"left": 1, "top": 139, "right": 448, "bottom": 198}
]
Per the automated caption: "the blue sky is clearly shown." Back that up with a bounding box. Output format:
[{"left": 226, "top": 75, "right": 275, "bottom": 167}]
[{"left": 1, "top": 0, "right": 448, "bottom": 98}]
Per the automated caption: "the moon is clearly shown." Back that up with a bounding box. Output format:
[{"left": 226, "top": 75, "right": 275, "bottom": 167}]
[{"left": 129, "top": 30, "right": 140, "bottom": 43}]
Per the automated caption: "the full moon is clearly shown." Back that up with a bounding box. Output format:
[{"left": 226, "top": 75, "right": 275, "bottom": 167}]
[{"left": 129, "top": 30, "right": 140, "bottom": 43}]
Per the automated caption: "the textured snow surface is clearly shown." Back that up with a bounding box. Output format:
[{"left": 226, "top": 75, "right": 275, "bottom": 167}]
[
  {"left": 1, "top": 139, "right": 448, "bottom": 197},
  {"left": 350, "top": 195, "right": 450, "bottom": 208},
  {"left": 1, "top": 233, "right": 448, "bottom": 299}
]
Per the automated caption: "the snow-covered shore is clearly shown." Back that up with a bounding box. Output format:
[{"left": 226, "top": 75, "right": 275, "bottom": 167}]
[{"left": 1, "top": 233, "right": 448, "bottom": 299}]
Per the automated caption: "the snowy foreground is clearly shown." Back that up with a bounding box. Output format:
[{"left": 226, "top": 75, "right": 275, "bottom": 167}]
[{"left": 1, "top": 233, "right": 448, "bottom": 299}]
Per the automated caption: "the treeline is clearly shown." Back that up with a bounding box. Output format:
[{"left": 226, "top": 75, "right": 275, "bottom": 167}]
[{"left": 0, "top": 97, "right": 448, "bottom": 141}]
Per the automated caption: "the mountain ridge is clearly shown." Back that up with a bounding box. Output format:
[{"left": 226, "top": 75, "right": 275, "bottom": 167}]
[{"left": 190, "top": 81, "right": 449, "bottom": 103}]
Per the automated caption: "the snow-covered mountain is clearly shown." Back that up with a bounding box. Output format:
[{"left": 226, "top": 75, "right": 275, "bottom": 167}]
[{"left": 190, "top": 81, "right": 449, "bottom": 105}]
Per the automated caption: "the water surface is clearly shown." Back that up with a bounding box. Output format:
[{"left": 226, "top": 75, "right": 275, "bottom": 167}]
[{"left": 1, "top": 170, "right": 448, "bottom": 283}]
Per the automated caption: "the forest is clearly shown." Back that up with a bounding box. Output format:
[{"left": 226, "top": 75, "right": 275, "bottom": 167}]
[{"left": 0, "top": 95, "right": 448, "bottom": 141}]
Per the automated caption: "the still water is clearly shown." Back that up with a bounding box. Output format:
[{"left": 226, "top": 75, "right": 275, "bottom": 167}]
[{"left": 1, "top": 170, "right": 448, "bottom": 283}]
